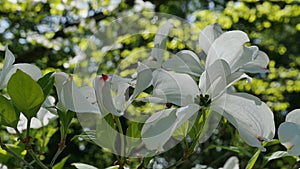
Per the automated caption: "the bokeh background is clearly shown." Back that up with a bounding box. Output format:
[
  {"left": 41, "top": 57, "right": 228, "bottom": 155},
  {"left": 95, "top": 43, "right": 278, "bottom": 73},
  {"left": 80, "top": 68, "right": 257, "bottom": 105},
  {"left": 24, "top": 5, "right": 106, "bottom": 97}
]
[{"left": 1, "top": 0, "right": 300, "bottom": 168}]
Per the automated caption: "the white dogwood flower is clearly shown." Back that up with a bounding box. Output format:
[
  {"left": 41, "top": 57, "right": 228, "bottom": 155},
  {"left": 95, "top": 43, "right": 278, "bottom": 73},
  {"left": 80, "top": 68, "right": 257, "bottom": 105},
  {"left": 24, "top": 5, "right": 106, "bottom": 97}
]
[
  {"left": 54, "top": 72, "right": 100, "bottom": 114},
  {"left": 140, "top": 24, "right": 275, "bottom": 151},
  {"left": 278, "top": 109, "right": 300, "bottom": 156},
  {"left": 0, "top": 47, "right": 42, "bottom": 89}
]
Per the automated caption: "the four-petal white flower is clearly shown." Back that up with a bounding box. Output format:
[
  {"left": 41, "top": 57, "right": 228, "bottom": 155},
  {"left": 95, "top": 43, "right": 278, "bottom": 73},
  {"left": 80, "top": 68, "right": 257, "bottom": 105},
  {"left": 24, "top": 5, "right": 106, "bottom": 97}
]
[{"left": 140, "top": 24, "right": 275, "bottom": 151}]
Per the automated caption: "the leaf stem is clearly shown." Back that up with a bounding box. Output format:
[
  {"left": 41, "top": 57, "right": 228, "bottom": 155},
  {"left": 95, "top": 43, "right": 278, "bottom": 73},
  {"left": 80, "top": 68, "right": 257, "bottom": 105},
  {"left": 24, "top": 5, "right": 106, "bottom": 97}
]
[
  {"left": 25, "top": 117, "right": 49, "bottom": 169},
  {"left": 26, "top": 118, "right": 31, "bottom": 138},
  {"left": 0, "top": 142, "right": 34, "bottom": 169},
  {"left": 188, "top": 108, "right": 207, "bottom": 153},
  {"left": 28, "top": 149, "right": 49, "bottom": 169},
  {"left": 50, "top": 140, "right": 65, "bottom": 167}
]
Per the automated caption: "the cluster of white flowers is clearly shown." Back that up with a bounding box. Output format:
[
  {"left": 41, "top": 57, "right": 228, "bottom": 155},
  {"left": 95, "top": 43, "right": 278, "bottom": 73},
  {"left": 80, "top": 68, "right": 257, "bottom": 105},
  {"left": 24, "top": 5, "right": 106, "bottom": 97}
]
[{"left": 1, "top": 21, "right": 299, "bottom": 162}]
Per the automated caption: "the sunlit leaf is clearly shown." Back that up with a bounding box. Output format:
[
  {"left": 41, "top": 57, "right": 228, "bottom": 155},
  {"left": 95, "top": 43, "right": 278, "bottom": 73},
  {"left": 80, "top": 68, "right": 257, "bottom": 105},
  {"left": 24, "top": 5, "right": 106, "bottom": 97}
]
[
  {"left": 53, "top": 155, "right": 70, "bottom": 169},
  {"left": 0, "top": 95, "right": 19, "bottom": 128},
  {"left": 37, "top": 72, "right": 55, "bottom": 97},
  {"left": 7, "top": 69, "right": 45, "bottom": 119},
  {"left": 246, "top": 149, "right": 260, "bottom": 169},
  {"left": 266, "top": 151, "right": 291, "bottom": 162}
]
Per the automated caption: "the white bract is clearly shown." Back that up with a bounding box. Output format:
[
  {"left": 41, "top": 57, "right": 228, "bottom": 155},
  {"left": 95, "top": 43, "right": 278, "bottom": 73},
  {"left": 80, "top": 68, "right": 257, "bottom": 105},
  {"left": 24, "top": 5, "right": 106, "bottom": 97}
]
[
  {"left": 199, "top": 24, "right": 269, "bottom": 74},
  {"left": 221, "top": 156, "right": 239, "bottom": 169},
  {"left": 278, "top": 109, "right": 300, "bottom": 156},
  {"left": 55, "top": 62, "right": 149, "bottom": 117},
  {"left": 192, "top": 156, "right": 239, "bottom": 169},
  {"left": 54, "top": 72, "right": 100, "bottom": 114},
  {"left": 140, "top": 23, "right": 275, "bottom": 151},
  {"left": 199, "top": 59, "right": 275, "bottom": 151},
  {"left": 197, "top": 24, "right": 275, "bottom": 151},
  {"left": 0, "top": 47, "right": 42, "bottom": 89}
]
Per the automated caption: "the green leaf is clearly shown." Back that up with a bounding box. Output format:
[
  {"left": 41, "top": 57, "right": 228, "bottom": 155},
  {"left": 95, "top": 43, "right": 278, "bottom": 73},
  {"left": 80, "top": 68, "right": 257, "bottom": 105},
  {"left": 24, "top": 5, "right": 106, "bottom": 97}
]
[
  {"left": 7, "top": 69, "right": 45, "bottom": 119},
  {"left": 57, "top": 110, "right": 75, "bottom": 139},
  {"left": 95, "top": 115, "right": 117, "bottom": 153},
  {"left": 0, "top": 95, "right": 19, "bottom": 128},
  {"left": 126, "top": 122, "right": 142, "bottom": 138},
  {"left": 246, "top": 149, "right": 261, "bottom": 169},
  {"left": 72, "top": 163, "right": 98, "bottom": 169},
  {"left": 266, "top": 151, "right": 291, "bottom": 162},
  {"left": 172, "top": 120, "right": 189, "bottom": 140},
  {"left": 126, "top": 122, "right": 143, "bottom": 154},
  {"left": 53, "top": 155, "right": 70, "bottom": 169},
  {"left": 105, "top": 165, "right": 120, "bottom": 169},
  {"left": 74, "top": 130, "right": 97, "bottom": 144},
  {"left": 37, "top": 72, "right": 54, "bottom": 97}
]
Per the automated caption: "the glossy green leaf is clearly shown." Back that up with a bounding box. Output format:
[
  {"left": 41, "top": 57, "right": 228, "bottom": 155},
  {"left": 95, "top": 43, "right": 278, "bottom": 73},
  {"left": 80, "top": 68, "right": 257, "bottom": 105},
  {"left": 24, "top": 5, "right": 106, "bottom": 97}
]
[
  {"left": 57, "top": 109, "right": 75, "bottom": 139},
  {"left": 246, "top": 149, "right": 261, "bottom": 169},
  {"left": 105, "top": 165, "right": 121, "bottom": 169},
  {"left": 37, "top": 72, "right": 54, "bottom": 97},
  {"left": 53, "top": 155, "right": 70, "bottom": 169},
  {"left": 266, "top": 151, "right": 291, "bottom": 162},
  {"left": 126, "top": 122, "right": 142, "bottom": 138},
  {"left": 95, "top": 115, "right": 117, "bottom": 154},
  {"left": 7, "top": 69, "right": 45, "bottom": 119},
  {"left": 0, "top": 95, "right": 19, "bottom": 128}
]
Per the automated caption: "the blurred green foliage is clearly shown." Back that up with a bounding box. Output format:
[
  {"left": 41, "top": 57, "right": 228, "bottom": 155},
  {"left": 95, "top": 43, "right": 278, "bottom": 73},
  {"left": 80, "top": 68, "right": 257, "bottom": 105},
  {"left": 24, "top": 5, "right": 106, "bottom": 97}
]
[{"left": 1, "top": 0, "right": 300, "bottom": 168}]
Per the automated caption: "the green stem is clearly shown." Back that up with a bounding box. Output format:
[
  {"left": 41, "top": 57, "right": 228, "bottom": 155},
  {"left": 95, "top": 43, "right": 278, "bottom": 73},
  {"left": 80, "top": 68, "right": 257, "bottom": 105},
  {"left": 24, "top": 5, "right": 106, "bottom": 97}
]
[
  {"left": 115, "top": 117, "right": 125, "bottom": 167},
  {"left": 167, "top": 108, "right": 209, "bottom": 169},
  {"left": 50, "top": 140, "right": 65, "bottom": 167},
  {"left": 188, "top": 108, "right": 207, "bottom": 153},
  {"left": 246, "top": 149, "right": 261, "bottom": 169},
  {"left": 0, "top": 143, "right": 34, "bottom": 169},
  {"left": 28, "top": 149, "right": 49, "bottom": 169},
  {"left": 26, "top": 118, "right": 31, "bottom": 138},
  {"left": 25, "top": 118, "right": 49, "bottom": 169}
]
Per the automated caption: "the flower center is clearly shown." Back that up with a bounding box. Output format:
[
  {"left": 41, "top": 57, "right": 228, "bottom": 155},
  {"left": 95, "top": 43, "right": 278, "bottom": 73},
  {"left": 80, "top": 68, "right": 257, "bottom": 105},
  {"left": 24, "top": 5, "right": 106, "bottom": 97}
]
[{"left": 196, "top": 94, "right": 211, "bottom": 107}]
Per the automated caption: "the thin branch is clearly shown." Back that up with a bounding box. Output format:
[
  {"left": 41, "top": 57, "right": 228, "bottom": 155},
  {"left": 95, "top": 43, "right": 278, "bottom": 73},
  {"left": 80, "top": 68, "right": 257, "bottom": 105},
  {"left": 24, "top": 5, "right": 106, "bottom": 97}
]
[{"left": 0, "top": 142, "right": 33, "bottom": 169}]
